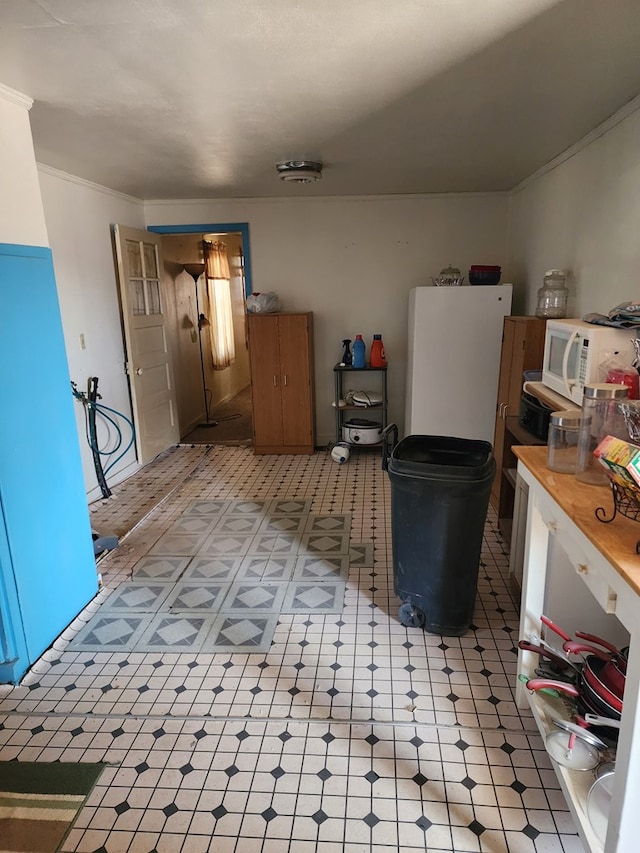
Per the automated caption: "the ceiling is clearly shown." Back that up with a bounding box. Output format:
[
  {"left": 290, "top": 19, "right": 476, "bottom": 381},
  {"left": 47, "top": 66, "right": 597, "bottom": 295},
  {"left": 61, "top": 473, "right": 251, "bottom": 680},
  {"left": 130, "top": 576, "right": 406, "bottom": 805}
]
[{"left": 1, "top": 0, "right": 640, "bottom": 200}]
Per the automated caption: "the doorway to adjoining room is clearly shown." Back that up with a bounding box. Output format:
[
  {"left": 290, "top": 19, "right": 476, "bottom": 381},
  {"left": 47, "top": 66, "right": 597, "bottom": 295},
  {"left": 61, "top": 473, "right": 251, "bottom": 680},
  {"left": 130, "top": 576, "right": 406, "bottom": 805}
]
[{"left": 160, "top": 230, "right": 252, "bottom": 446}]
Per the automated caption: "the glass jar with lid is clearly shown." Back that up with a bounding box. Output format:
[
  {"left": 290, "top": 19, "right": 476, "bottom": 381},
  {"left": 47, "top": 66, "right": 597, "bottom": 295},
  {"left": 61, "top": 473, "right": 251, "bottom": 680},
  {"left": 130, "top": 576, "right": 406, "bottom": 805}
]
[
  {"left": 575, "top": 383, "right": 629, "bottom": 485},
  {"left": 547, "top": 410, "right": 581, "bottom": 473},
  {"left": 535, "top": 269, "right": 569, "bottom": 319}
]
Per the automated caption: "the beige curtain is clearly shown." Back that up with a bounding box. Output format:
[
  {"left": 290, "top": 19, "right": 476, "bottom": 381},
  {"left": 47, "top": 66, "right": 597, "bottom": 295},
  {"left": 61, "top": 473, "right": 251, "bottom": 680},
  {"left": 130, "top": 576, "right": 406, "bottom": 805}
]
[{"left": 204, "top": 240, "right": 235, "bottom": 370}]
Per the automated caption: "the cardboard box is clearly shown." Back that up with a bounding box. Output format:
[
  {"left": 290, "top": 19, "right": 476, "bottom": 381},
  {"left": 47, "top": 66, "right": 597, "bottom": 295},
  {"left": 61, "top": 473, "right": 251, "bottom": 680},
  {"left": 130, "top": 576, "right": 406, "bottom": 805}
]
[{"left": 594, "top": 435, "right": 640, "bottom": 493}]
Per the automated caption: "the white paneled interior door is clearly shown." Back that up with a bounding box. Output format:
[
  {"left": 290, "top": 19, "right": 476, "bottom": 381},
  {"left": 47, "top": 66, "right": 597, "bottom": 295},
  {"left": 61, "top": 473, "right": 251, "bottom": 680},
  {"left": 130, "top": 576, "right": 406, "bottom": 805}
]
[{"left": 113, "top": 224, "right": 179, "bottom": 464}]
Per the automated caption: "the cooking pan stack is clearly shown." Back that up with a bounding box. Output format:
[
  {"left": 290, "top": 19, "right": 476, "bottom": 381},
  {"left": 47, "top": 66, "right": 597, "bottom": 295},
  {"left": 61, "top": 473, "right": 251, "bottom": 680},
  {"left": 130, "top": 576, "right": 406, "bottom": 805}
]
[{"left": 520, "top": 615, "right": 626, "bottom": 735}]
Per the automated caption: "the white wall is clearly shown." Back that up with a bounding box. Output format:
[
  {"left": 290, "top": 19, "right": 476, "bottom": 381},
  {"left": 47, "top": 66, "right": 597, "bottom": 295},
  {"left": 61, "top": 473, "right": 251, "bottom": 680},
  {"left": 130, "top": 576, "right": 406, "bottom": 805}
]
[
  {"left": 508, "top": 101, "right": 640, "bottom": 317},
  {"left": 145, "top": 194, "right": 510, "bottom": 443},
  {"left": 38, "top": 166, "right": 146, "bottom": 498},
  {"left": 0, "top": 85, "right": 48, "bottom": 247}
]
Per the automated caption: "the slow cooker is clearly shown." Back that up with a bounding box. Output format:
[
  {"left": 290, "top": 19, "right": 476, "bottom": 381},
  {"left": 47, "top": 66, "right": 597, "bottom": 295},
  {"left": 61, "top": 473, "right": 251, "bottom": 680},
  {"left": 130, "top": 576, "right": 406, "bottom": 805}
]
[{"left": 342, "top": 418, "right": 383, "bottom": 445}]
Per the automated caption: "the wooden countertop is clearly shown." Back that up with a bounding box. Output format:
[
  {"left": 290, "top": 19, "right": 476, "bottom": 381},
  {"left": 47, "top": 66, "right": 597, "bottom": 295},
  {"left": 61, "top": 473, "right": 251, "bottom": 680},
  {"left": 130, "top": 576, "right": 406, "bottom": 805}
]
[{"left": 514, "top": 445, "right": 640, "bottom": 596}]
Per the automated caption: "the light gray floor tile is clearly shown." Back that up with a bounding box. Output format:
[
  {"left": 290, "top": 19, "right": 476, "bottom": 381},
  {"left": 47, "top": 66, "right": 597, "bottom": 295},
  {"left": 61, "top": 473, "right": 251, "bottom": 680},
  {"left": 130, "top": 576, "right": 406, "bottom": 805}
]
[
  {"left": 131, "top": 555, "right": 191, "bottom": 581},
  {"left": 135, "top": 613, "right": 214, "bottom": 652},
  {"left": 222, "top": 580, "right": 288, "bottom": 614},
  {"left": 198, "top": 532, "right": 256, "bottom": 557},
  {"left": 300, "top": 532, "right": 351, "bottom": 556},
  {"left": 149, "top": 531, "right": 208, "bottom": 555},
  {"left": 162, "top": 581, "right": 231, "bottom": 611},
  {"left": 304, "top": 514, "right": 351, "bottom": 534},
  {"left": 282, "top": 581, "right": 346, "bottom": 614},
  {"left": 248, "top": 532, "right": 300, "bottom": 556},
  {"left": 182, "top": 499, "right": 230, "bottom": 517},
  {"left": 236, "top": 556, "right": 296, "bottom": 581},
  {"left": 268, "top": 498, "right": 312, "bottom": 516},
  {"left": 182, "top": 555, "right": 243, "bottom": 580},
  {"left": 206, "top": 613, "right": 280, "bottom": 653},
  {"left": 293, "top": 555, "right": 350, "bottom": 581}
]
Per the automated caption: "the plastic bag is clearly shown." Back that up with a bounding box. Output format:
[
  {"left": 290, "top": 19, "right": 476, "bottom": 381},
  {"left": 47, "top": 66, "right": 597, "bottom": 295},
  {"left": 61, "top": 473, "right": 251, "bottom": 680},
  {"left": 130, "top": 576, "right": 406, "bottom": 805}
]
[
  {"left": 246, "top": 292, "right": 280, "bottom": 313},
  {"left": 600, "top": 353, "right": 639, "bottom": 398}
]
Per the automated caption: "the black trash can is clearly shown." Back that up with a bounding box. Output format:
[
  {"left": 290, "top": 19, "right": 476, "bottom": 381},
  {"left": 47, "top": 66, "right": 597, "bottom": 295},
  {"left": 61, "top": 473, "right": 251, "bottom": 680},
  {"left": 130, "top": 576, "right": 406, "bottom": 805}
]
[{"left": 382, "top": 426, "right": 495, "bottom": 636}]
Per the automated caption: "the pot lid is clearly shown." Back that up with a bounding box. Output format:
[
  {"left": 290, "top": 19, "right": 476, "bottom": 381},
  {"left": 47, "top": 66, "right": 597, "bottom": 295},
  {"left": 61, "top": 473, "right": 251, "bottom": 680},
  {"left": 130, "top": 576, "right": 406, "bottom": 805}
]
[
  {"left": 545, "top": 729, "right": 601, "bottom": 770},
  {"left": 551, "top": 718, "right": 607, "bottom": 749},
  {"left": 439, "top": 264, "right": 461, "bottom": 276},
  {"left": 343, "top": 418, "right": 381, "bottom": 428}
]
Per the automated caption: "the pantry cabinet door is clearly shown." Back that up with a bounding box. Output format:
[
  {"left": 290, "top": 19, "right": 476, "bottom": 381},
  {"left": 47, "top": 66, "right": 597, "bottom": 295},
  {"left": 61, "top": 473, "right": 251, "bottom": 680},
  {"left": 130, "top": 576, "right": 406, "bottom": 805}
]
[
  {"left": 247, "top": 314, "right": 283, "bottom": 449},
  {"left": 278, "top": 314, "right": 314, "bottom": 450}
]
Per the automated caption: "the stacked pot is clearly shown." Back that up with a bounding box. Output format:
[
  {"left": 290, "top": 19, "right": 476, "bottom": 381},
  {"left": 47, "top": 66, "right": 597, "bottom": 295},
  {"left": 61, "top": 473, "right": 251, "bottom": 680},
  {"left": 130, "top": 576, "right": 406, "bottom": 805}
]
[{"left": 521, "top": 615, "right": 626, "bottom": 727}]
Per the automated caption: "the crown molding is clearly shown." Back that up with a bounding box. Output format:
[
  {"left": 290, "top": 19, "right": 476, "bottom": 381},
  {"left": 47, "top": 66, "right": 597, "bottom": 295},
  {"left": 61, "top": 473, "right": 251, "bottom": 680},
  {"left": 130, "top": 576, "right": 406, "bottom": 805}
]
[
  {"left": 36, "top": 163, "right": 144, "bottom": 204},
  {"left": 514, "top": 93, "right": 640, "bottom": 193},
  {"left": 0, "top": 83, "right": 33, "bottom": 110},
  {"left": 144, "top": 189, "right": 509, "bottom": 208}
]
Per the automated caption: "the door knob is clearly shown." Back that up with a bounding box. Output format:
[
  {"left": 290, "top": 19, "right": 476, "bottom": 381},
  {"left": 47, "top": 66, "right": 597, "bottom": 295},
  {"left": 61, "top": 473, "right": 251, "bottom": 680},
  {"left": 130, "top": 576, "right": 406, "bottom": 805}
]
[{"left": 136, "top": 368, "right": 144, "bottom": 375}]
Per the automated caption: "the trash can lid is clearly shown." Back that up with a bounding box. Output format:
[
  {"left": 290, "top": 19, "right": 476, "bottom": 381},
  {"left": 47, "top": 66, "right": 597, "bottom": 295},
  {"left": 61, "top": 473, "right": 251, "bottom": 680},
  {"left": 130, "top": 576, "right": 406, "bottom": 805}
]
[{"left": 389, "top": 434, "right": 495, "bottom": 481}]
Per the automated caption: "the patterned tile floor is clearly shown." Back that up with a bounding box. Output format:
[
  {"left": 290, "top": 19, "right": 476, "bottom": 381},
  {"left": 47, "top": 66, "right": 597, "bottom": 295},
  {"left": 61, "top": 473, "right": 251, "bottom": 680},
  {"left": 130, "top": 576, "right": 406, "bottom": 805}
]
[
  {"left": 73, "top": 499, "right": 354, "bottom": 656},
  {"left": 0, "top": 446, "right": 584, "bottom": 852}
]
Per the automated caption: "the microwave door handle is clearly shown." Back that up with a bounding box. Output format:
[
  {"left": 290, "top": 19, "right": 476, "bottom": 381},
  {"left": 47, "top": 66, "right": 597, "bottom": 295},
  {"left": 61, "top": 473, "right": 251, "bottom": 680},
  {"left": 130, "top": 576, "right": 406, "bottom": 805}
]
[{"left": 561, "top": 330, "right": 579, "bottom": 398}]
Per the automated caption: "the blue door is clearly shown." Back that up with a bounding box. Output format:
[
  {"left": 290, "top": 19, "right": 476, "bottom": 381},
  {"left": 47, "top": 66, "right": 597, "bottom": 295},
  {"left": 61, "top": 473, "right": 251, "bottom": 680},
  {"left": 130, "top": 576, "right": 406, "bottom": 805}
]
[{"left": 0, "top": 243, "right": 97, "bottom": 682}]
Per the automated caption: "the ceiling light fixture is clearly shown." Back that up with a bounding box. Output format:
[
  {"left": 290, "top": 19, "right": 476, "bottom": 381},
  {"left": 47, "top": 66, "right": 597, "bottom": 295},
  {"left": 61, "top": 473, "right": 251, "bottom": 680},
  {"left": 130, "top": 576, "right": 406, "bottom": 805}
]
[{"left": 276, "top": 159, "right": 323, "bottom": 183}]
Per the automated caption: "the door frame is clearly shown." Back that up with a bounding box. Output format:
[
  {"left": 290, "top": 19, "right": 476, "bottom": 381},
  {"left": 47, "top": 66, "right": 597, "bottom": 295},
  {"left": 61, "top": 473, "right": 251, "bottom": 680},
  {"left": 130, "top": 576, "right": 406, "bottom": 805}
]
[
  {"left": 149, "top": 222, "right": 254, "bottom": 442},
  {"left": 147, "top": 222, "right": 253, "bottom": 297}
]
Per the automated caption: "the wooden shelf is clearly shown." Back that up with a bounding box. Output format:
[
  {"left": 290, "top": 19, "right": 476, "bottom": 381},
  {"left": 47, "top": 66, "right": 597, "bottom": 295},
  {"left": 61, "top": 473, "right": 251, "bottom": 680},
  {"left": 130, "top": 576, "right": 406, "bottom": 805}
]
[
  {"left": 524, "top": 689, "right": 604, "bottom": 853},
  {"left": 504, "top": 467, "right": 518, "bottom": 488},
  {"left": 504, "top": 415, "right": 546, "bottom": 447}
]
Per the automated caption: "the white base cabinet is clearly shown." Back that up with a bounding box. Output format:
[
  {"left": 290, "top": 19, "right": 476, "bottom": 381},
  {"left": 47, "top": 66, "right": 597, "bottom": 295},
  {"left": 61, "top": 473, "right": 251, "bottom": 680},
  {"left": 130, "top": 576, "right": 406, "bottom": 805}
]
[{"left": 515, "top": 446, "right": 640, "bottom": 853}]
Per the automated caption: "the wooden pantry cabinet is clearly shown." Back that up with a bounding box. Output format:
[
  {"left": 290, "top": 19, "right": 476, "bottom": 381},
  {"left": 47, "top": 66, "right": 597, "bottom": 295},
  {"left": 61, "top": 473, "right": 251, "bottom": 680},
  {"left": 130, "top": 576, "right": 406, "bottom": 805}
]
[
  {"left": 247, "top": 312, "right": 315, "bottom": 454},
  {"left": 490, "top": 316, "right": 547, "bottom": 536}
]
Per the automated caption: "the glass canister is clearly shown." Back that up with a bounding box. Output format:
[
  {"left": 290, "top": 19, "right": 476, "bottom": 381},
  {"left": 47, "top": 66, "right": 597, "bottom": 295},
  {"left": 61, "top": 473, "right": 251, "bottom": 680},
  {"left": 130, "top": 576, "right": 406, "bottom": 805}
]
[
  {"left": 547, "top": 410, "right": 582, "bottom": 473},
  {"left": 535, "top": 269, "right": 569, "bottom": 319},
  {"left": 575, "top": 384, "right": 629, "bottom": 485}
]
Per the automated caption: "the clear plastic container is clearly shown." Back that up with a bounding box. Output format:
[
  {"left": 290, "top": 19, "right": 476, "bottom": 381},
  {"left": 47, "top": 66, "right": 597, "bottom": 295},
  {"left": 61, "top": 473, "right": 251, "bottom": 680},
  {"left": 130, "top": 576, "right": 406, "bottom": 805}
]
[
  {"left": 547, "top": 410, "right": 581, "bottom": 473},
  {"left": 535, "top": 269, "right": 569, "bottom": 319},
  {"left": 576, "top": 384, "right": 629, "bottom": 485}
]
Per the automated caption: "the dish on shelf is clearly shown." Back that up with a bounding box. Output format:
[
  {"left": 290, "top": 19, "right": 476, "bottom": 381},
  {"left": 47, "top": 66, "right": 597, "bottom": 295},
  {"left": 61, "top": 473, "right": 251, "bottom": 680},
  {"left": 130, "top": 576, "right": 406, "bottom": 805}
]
[{"left": 346, "top": 390, "right": 383, "bottom": 407}]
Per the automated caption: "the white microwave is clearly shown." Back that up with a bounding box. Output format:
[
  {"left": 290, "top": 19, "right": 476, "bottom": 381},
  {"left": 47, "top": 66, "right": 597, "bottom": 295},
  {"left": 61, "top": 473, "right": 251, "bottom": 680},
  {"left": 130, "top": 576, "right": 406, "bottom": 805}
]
[{"left": 542, "top": 318, "right": 637, "bottom": 405}]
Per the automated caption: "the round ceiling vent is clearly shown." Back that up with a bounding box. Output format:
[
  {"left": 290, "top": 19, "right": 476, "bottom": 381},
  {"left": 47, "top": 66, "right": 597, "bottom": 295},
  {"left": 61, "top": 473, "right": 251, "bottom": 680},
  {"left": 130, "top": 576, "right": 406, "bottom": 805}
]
[{"left": 276, "top": 160, "right": 323, "bottom": 183}]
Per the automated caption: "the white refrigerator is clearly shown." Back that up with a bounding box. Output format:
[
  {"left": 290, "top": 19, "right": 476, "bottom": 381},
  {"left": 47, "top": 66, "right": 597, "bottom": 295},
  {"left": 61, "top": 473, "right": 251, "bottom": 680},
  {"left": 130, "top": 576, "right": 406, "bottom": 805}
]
[{"left": 404, "top": 284, "right": 513, "bottom": 443}]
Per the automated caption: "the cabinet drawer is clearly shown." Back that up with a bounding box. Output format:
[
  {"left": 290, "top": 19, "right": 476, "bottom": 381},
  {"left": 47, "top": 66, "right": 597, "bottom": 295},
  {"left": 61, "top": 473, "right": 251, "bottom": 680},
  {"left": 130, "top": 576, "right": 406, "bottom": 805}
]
[{"left": 537, "top": 497, "right": 618, "bottom": 614}]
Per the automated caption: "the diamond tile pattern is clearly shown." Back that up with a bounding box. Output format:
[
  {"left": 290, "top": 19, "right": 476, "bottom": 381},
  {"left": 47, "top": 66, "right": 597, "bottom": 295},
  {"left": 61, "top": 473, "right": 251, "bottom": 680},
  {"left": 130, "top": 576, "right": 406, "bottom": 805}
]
[
  {"left": 68, "top": 497, "right": 348, "bottom": 653},
  {"left": 0, "top": 446, "right": 581, "bottom": 853}
]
